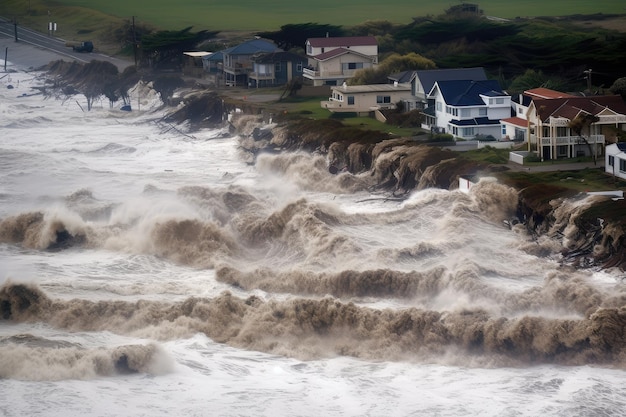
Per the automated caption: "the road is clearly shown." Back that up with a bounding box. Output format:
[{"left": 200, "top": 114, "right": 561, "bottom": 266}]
[{"left": 0, "top": 17, "right": 131, "bottom": 71}]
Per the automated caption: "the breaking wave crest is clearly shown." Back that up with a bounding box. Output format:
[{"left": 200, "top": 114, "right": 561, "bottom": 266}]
[
  {"left": 255, "top": 153, "right": 374, "bottom": 194},
  {"left": 3, "top": 282, "right": 625, "bottom": 367},
  {"left": 0, "top": 211, "right": 88, "bottom": 250},
  {"left": 0, "top": 334, "right": 171, "bottom": 380}
]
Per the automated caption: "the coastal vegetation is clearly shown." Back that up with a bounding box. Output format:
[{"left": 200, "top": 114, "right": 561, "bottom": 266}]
[
  {"left": 4, "top": 0, "right": 626, "bottom": 269},
  {"left": 3, "top": 0, "right": 624, "bottom": 32}
]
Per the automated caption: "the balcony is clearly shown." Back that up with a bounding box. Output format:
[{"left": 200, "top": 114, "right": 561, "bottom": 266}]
[
  {"left": 223, "top": 63, "right": 252, "bottom": 75},
  {"left": 303, "top": 68, "right": 358, "bottom": 80},
  {"left": 248, "top": 72, "right": 274, "bottom": 81},
  {"left": 538, "top": 135, "right": 605, "bottom": 146}
]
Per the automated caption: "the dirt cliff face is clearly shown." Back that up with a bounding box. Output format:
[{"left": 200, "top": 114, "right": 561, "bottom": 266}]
[{"left": 231, "top": 111, "right": 626, "bottom": 272}]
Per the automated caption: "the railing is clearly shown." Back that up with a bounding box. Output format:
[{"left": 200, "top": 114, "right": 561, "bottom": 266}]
[
  {"left": 303, "top": 68, "right": 357, "bottom": 78},
  {"left": 248, "top": 73, "right": 274, "bottom": 80},
  {"left": 539, "top": 135, "right": 605, "bottom": 145},
  {"left": 223, "top": 64, "right": 252, "bottom": 75}
]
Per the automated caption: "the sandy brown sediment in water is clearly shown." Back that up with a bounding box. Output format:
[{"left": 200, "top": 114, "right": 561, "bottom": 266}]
[
  {"left": 0, "top": 335, "right": 169, "bottom": 380},
  {"left": 2, "top": 282, "right": 626, "bottom": 367}
]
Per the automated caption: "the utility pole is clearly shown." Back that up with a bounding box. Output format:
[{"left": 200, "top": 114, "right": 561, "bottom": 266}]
[{"left": 584, "top": 69, "right": 592, "bottom": 92}]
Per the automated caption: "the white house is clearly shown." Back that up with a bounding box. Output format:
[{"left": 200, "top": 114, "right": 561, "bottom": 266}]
[
  {"left": 428, "top": 79, "right": 510, "bottom": 140},
  {"left": 605, "top": 143, "right": 626, "bottom": 180},
  {"left": 303, "top": 36, "right": 378, "bottom": 86},
  {"left": 321, "top": 82, "right": 412, "bottom": 116}
]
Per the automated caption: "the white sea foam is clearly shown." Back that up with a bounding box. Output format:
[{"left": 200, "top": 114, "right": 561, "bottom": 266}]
[{"left": 1, "top": 70, "right": 626, "bottom": 416}]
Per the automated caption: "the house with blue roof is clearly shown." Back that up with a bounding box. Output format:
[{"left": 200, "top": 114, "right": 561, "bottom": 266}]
[
  {"left": 210, "top": 38, "right": 281, "bottom": 87},
  {"left": 427, "top": 79, "right": 511, "bottom": 140}
]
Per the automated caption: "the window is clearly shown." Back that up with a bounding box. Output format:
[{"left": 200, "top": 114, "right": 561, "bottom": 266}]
[
  {"left": 257, "top": 64, "right": 271, "bottom": 75},
  {"left": 462, "top": 127, "right": 475, "bottom": 137},
  {"left": 495, "top": 98, "right": 504, "bottom": 104},
  {"left": 461, "top": 108, "right": 471, "bottom": 118},
  {"left": 347, "top": 96, "right": 355, "bottom": 105},
  {"left": 479, "top": 108, "right": 487, "bottom": 116},
  {"left": 296, "top": 62, "right": 303, "bottom": 72},
  {"left": 517, "top": 106, "right": 523, "bottom": 115},
  {"left": 557, "top": 145, "right": 568, "bottom": 157},
  {"left": 609, "top": 155, "right": 614, "bottom": 167},
  {"left": 502, "top": 125, "right": 507, "bottom": 135},
  {"left": 275, "top": 62, "right": 281, "bottom": 73},
  {"left": 377, "top": 96, "right": 391, "bottom": 104},
  {"left": 436, "top": 102, "right": 442, "bottom": 112},
  {"left": 343, "top": 62, "right": 364, "bottom": 71},
  {"left": 620, "top": 159, "right": 626, "bottom": 173}
]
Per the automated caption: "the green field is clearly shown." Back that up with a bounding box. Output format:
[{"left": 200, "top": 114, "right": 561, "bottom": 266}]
[{"left": 3, "top": 0, "right": 625, "bottom": 31}]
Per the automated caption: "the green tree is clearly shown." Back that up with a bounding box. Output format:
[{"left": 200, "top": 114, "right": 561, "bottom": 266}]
[
  {"left": 507, "top": 69, "right": 568, "bottom": 94},
  {"left": 349, "top": 52, "right": 436, "bottom": 85},
  {"left": 141, "top": 27, "right": 218, "bottom": 69},
  {"left": 610, "top": 77, "right": 626, "bottom": 99},
  {"left": 257, "top": 23, "right": 344, "bottom": 52}
]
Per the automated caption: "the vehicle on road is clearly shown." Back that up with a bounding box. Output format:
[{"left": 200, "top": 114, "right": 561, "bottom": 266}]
[{"left": 65, "top": 41, "right": 93, "bottom": 53}]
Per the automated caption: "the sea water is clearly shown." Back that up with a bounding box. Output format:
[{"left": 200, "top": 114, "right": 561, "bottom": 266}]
[{"left": 1, "top": 70, "right": 626, "bottom": 416}]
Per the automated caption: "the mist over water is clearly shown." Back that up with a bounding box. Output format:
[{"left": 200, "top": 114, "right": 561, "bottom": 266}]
[{"left": 1, "top": 71, "right": 626, "bottom": 416}]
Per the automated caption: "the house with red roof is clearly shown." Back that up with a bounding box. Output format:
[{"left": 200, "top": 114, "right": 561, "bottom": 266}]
[
  {"left": 303, "top": 36, "right": 378, "bottom": 86},
  {"left": 526, "top": 95, "right": 626, "bottom": 161}
]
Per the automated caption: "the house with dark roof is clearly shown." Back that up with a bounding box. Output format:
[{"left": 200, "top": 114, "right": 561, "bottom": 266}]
[
  {"left": 248, "top": 51, "right": 306, "bottom": 88},
  {"left": 427, "top": 79, "right": 510, "bottom": 139},
  {"left": 526, "top": 95, "right": 626, "bottom": 160},
  {"left": 303, "top": 36, "right": 378, "bottom": 86},
  {"left": 410, "top": 67, "right": 487, "bottom": 111},
  {"left": 606, "top": 143, "right": 626, "bottom": 180},
  {"left": 219, "top": 38, "right": 281, "bottom": 87}
]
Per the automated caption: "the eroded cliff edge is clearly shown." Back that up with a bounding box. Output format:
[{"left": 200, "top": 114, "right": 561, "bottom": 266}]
[{"left": 189, "top": 94, "right": 626, "bottom": 273}]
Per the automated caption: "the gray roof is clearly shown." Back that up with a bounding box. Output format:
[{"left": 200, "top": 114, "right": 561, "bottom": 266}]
[{"left": 414, "top": 67, "right": 486, "bottom": 94}]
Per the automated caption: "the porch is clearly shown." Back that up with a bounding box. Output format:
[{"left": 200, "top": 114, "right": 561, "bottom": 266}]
[{"left": 532, "top": 134, "right": 605, "bottom": 160}]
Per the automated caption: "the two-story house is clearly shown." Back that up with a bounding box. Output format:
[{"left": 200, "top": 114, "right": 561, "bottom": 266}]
[
  {"left": 500, "top": 88, "right": 575, "bottom": 142},
  {"left": 526, "top": 95, "right": 626, "bottom": 161},
  {"left": 220, "top": 38, "right": 281, "bottom": 87},
  {"left": 303, "top": 36, "right": 378, "bottom": 86},
  {"left": 428, "top": 79, "right": 510, "bottom": 139},
  {"left": 248, "top": 51, "right": 306, "bottom": 88},
  {"left": 409, "top": 67, "right": 487, "bottom": 111}
]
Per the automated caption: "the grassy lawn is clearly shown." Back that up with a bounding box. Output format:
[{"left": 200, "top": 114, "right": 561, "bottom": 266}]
[
  {"left": 277, "top": 95, "right": 422, "bottom": 137},
  {"left": 2, "top": 0, "right": 623, "bottom": 33}
]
